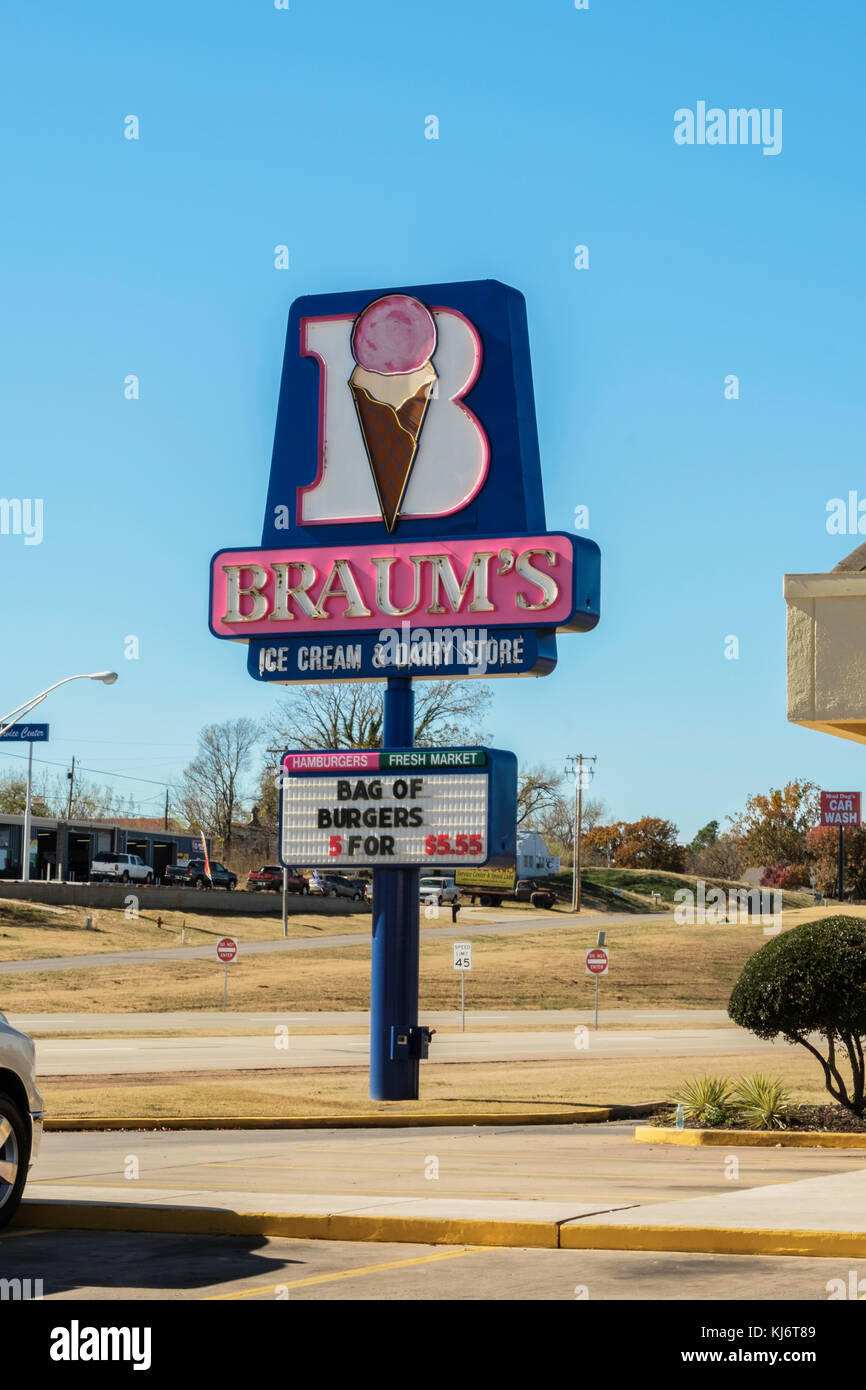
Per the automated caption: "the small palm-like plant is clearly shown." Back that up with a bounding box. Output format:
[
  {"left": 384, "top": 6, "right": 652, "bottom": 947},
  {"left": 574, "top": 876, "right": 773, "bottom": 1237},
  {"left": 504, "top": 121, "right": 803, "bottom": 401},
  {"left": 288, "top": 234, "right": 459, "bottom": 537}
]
[
  {"left": 672, "top": 1075, "right": 732, "bottom": 1126},
  {"left": 731, "top": 1074, "right": 792, "bottom": 1130}
]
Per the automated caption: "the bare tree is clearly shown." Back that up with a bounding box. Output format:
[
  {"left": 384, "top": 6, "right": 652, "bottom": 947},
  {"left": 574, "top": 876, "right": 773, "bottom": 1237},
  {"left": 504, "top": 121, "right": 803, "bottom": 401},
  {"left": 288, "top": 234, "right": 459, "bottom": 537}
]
[
  {"left": 267, "top": 680, "right": 491, "bottom": 753},
  {"left": 178, "top": 718, "right": 261, "bottom": 852},
  {"left": 536, "top": 794, "right": 607, "bottom": 861},
  {"left": 694, "top": 834, "right": 743, "bottom": 880},
  {"left": 517, "top": 766, "right": 562, "bottom": 827}
]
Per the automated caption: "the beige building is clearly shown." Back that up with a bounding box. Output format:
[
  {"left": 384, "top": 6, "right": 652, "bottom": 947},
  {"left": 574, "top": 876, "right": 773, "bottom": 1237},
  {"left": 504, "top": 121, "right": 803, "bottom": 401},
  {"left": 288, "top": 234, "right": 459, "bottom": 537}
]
[{"left": 786, "top": 541, "right": 866, "bottom": 745}]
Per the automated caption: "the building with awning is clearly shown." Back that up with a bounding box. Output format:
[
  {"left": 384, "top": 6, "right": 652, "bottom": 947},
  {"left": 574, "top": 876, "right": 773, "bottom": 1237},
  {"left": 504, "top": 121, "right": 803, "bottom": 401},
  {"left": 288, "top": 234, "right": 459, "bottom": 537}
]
[{"left": 785, "top": 540, "right": 866, "bottom": 746}]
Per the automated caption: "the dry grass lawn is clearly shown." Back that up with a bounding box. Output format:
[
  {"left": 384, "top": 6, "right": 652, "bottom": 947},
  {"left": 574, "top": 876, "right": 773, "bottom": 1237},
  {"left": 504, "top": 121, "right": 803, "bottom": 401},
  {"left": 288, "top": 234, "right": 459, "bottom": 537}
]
[
  {"left": 41, "top": 1049, "right": 839, "bottom": 1119},
  {"left": 0, "top": 900, "right": 367, "bottom": 960},
  {"left": 0, "top": 913, "right": 839, "bottom": 1014}
]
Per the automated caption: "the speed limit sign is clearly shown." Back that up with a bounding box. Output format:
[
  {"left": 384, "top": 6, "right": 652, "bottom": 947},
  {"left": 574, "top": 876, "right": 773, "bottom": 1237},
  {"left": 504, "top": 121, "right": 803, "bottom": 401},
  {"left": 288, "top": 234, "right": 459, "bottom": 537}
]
[{"left": 453, "top": 942, "right": 472, "bottom": 971}]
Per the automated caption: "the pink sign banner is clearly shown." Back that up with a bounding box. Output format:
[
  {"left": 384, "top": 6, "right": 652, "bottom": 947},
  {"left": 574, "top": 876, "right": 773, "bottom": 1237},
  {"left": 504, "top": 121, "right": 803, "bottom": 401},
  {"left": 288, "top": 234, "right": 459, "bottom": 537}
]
[
  {"left": 210, "top": 534, "right": 581, "bottom": 640},
  {"left": 283, "top": 751, "right": 381, "bottom": 773}
]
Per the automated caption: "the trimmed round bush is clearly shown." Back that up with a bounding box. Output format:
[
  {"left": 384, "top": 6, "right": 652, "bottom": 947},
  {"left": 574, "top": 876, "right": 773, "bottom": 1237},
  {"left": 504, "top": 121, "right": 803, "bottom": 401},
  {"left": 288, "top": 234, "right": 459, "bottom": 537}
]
[{"left": 728, "top": 916, "right": 866, "bottom": 1115}]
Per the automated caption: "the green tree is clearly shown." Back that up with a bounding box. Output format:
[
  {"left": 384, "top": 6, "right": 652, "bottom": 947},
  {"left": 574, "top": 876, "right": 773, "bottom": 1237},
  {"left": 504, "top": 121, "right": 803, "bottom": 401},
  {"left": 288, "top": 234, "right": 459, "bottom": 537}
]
[
  {"left": 687, "top": 820, "right": 719, "bottom": 858},
  {"left": 728, "top": 916, "right": 866, "bottom": 1115},
  {"left": 0, "top": 775, "right": 28, "bottom": 814}
]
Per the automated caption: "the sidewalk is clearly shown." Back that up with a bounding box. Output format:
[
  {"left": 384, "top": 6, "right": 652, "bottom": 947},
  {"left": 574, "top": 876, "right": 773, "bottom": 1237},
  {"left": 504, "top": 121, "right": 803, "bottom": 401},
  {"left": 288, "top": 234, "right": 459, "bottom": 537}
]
[
  {"left": 21, "top": 1170, "right": 866, "bottom": 1256},
  {"left": 21, "top": 1121, "right": 866, "bottom": 1257}
]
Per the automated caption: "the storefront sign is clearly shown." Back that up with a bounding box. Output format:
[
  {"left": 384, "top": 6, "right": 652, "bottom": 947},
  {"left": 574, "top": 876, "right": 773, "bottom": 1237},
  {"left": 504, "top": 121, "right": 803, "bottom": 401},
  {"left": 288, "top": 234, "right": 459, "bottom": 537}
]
[
  {"left": 210, "top": 279, "right": 600, "bottom": 681},
  {"left": 279, "top": 747, "right": 516, "bottom": 869}
]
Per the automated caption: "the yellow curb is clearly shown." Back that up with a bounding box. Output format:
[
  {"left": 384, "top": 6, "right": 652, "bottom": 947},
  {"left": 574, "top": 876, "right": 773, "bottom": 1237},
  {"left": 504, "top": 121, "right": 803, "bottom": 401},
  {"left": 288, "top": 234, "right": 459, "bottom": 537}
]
[
  {"left": 560, "top": 1223, "right": 866, "bottom": 1259},
  {"left": 17, "top": 1201, "right": 559, "bottom": 1249},
  {"left": 634, "top": 1125, "right": 866, "bottom": 1150},
  {"left": 18, "top": 1199, "right": 866, "bottom": 1258},
  {"left": 44, "top": 1104, "right": 663, "bottom": 1133}
]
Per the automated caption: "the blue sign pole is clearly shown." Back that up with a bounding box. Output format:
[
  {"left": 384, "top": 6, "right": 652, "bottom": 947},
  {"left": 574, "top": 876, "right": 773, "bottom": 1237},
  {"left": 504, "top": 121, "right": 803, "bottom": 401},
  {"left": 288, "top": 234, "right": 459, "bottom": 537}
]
[{"left": 370, "top": 675, "right": 421, "bottom": 1100}]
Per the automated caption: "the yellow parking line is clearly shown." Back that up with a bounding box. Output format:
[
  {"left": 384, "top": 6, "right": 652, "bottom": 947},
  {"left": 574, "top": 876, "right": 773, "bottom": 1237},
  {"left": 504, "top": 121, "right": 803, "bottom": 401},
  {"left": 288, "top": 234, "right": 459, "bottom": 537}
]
[
  {"left": 0, "top": 1227, "right": 39, "bottom": 1240},
  {"left": 208, "top": 1246, "right": 481, "bottom": 1300}
]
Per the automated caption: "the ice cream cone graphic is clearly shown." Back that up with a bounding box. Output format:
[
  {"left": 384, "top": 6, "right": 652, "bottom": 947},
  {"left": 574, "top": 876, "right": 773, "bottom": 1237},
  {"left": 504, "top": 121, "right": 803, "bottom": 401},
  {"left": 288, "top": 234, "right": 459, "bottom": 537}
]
[{"left": 349, "top": 294, "right": 438, "bottom": 531}]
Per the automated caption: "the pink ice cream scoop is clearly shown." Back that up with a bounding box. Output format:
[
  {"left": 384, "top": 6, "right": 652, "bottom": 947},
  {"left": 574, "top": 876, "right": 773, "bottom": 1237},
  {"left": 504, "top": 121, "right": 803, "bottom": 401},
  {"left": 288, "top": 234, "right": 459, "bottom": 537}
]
[{"left": 351, "top": 294, "right": 437, "bottom": 375}]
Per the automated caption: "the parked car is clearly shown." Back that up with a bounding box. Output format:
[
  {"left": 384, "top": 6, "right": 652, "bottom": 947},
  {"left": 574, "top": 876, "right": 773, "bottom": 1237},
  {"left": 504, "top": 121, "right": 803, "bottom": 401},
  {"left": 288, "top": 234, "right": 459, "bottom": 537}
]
[
  {"left": 327, "top": 874, "right": 364, "bottom": 901},
  {"left": 246, "top": 866, "right": 308, "bottom": 893},
  {"left": 163, "top": 858, "right": 238, "bottom": 891},
  {"left": 0, "top": 1010, "right": 43, "bottom": 1228},
  {"left": 515, "top": 878, "right": 556, "bottom": 909},
  {"left": 419, "top": 875, "right": 460, "bottom": 906},
  {"left": 322, "top": 874, "right": 363, "bottom": 902},
  {"left": 91, "top": 851, "right": 154, "bottom": 884}
]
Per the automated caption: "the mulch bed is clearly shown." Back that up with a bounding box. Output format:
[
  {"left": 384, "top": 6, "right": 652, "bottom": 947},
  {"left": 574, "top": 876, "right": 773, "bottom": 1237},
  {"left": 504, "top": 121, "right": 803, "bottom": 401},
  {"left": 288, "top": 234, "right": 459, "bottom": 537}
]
[{"left": 651, "top": 1104, "right": 866, "bottom": 1133}]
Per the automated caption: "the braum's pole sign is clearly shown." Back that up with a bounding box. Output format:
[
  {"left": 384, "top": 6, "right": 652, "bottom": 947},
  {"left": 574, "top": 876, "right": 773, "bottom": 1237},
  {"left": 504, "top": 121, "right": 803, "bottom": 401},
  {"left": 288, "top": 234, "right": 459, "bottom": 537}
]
[{"left": 209, "top": 280, "right": 601, "bottom": 1102}]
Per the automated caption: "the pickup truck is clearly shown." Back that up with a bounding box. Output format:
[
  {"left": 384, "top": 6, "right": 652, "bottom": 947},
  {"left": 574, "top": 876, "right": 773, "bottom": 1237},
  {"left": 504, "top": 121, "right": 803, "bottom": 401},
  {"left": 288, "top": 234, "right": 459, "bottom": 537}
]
[
  {"left": 419, "top": 875, "right": 460, "bottom": 906},
  {"left": 91, "top": 851, "right": 154, "bottom": 884},
  {"left": 163, "top": 858, "right": 238, "bottom": 891},
  {"left": 247, "top": 866, "right": 308, "bottom": 893},
  {"left": 515, "top": 878, "right": 557, "bottom": 909}
]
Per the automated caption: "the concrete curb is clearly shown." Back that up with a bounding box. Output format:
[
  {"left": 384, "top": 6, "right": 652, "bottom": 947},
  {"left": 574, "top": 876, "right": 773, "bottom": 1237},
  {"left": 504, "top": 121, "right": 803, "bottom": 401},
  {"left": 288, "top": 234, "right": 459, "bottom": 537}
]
[
  {"left": 45, "top": 1103, "right": 664, "bottom": 1132},
  {"left": 560, "top": 1223, "right": 866, "bottom": 1258},
  {"left": 634, "top": 1124, "right": 866, "bottom": 1150},
  {"left": 19, "top": 1201, "right": 560, "bottom": 1249},
  {"left": 18, "top": 1200, "right": 866, "bottom": 1258}
]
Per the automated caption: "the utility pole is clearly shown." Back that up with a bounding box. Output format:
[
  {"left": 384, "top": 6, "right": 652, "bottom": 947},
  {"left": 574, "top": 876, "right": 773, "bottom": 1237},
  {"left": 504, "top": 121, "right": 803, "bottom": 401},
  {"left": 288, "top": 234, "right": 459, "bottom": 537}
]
[
  {"left": 164, "top": 789, "right": 170, "bottom": 831},
  {"left": 66, "top": 756, "right": 75, "bottom": 819},
  {"left": 564, "top": 754, "right": 596, "bottom": 913}
]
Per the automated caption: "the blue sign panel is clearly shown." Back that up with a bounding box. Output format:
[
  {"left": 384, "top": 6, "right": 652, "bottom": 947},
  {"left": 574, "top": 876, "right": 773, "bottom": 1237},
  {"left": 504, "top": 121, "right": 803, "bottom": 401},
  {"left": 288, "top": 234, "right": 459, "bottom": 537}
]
[
  {"left": 248, "top": 627, "right": 557, "bottom": 682},
  {"left": 0, "top": 723, "right": 49, "bottom": 741}
]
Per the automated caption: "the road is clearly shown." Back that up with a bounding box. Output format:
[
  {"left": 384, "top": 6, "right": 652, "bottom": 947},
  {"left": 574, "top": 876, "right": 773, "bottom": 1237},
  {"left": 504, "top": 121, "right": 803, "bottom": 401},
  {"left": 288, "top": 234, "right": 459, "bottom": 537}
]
[
  {"left": 11, "top": 1007, "right": 731, "bottom": 1033},
  {"left": 0, "top": 910, "right": 660, "bottom": 974},
  {"left": 34, "top": 1025, "right": 782, "bottom": 1074}
]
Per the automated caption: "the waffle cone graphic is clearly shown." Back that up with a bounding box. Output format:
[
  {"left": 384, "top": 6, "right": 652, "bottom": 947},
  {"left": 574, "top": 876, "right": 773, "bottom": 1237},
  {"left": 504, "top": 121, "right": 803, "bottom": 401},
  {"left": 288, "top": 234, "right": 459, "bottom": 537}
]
[
  {"left": 348, "top": 293, "right": 439, "bottom": 531},
  {"left": 350, "top": 376, "right": 433, "bottom": 532}
]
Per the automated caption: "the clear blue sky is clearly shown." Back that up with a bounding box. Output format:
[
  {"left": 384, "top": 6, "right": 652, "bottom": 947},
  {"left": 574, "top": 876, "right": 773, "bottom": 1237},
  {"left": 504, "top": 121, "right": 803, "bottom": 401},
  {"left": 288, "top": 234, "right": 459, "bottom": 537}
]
[{"left": 2, "top": 0, "right": 864, "bottom": 838}]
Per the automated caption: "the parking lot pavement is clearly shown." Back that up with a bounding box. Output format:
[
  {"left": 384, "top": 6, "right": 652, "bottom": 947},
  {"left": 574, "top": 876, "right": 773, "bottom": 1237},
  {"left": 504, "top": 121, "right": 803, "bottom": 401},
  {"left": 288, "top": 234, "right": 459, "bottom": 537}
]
[
  {"left": 2, "top": 1227, "right": 863, "bottom": 1301},
  {"left": 29, "top": 1122, "right": 866, "bottom": 1207}
]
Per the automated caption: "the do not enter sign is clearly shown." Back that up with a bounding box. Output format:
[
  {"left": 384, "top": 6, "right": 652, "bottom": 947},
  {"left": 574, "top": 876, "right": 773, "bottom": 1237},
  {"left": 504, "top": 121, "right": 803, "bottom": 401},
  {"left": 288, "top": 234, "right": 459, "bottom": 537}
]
[
  {"left": 217, "top": 937, "right": 238, "bottom": 963},
  {"left": 585, "top": 947, "right": 609, "bottom": 976}
]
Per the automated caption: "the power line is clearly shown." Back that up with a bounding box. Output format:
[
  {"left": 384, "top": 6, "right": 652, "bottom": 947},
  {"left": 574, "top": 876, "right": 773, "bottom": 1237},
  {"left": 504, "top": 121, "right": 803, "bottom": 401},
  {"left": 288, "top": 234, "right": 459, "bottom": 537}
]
[{"left": 0, "top": 747, "right": 175, "bottom": 789}]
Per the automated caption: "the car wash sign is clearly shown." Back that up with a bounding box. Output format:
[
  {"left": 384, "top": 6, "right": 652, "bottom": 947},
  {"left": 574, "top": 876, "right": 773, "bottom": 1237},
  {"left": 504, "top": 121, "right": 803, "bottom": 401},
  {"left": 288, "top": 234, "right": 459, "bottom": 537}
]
[
  {"left": 820, "top": 791, "right": 861, "bottom": 826},
  {"left": 209, "top": 280, "right": 601, "bottom": 681},
  {"left": 278, "top": 746, "right": 517, "bottom": 869}
]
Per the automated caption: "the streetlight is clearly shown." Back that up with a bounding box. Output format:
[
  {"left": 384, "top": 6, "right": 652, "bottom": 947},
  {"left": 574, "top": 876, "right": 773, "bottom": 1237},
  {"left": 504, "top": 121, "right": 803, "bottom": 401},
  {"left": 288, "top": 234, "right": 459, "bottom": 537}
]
[{"left": 0, "top": 672, "right": 119, "bottom": 883}]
